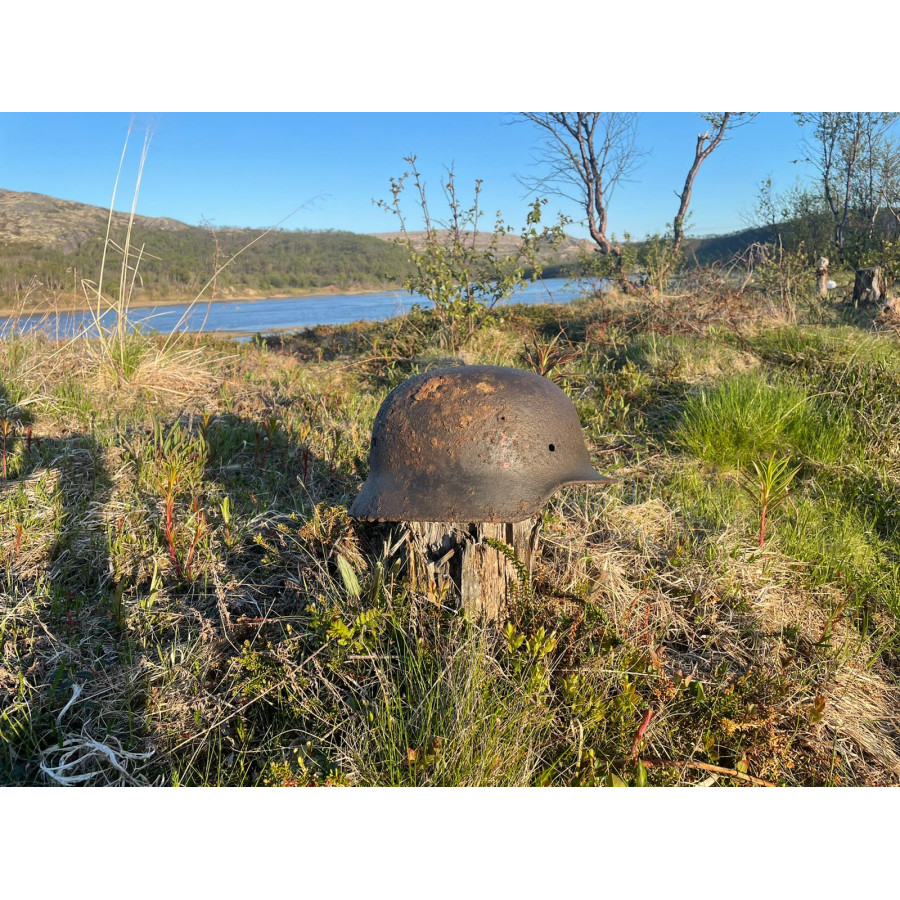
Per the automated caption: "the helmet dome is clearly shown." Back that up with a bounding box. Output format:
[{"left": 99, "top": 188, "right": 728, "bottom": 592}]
[{"left": 350, "top": 365, "right": 614, "bottom": 523}]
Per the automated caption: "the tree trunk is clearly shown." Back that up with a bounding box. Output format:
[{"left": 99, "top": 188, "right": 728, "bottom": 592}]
[
  {"left": 671, "top": 114, "right": 733, "bottom": 257},
  {"left": 852, "top": 266, "right": 884, "bottom": 305},
  {"left": 404, "top": 518, "right": 541, "bottom": 622}
]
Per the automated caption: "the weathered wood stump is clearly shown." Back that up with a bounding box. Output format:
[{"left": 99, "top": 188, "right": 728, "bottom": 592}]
[
  {"left": 816, "top": 257, "right": 830, "bottom": 298},
  {"left": 404, "top": 517, "right": 541, "bottom": 621},
  {"left": 852, "top": 266, "right": 884, "bottom": 305}
]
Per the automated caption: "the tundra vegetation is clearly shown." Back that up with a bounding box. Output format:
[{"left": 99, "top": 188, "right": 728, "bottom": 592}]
[{"left": 3, "top": 113, "right": 900, "bottom": 786}]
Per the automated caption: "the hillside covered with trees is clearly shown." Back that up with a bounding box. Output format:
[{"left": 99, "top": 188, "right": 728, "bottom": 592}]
[{"left": 0, "top": 189, "right": 415, "bottom": 309}]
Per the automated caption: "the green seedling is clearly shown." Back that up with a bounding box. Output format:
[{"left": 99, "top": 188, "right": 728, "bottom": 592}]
[
  {"left": 198, "top": 412, "right": 216, "bottom": 442},
  {"left": 739, "top": 453, "right": 802, "bottom": 547},
  {"left": 521, "top": 331, "right": 582, "bottom": 384},
  {"left": 336, "top": 553, "right": 361, "bottom": 599}
]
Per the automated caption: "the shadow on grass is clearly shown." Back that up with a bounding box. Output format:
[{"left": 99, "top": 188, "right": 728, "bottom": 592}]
[
  {"left": 0, "top": 389, "right": 367, "bottom": 785},
  {"left": 1, "top": 382, "right": 117, "bottom": 784}
]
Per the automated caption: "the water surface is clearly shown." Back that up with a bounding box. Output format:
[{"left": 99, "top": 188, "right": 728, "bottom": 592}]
[{"left": 1, "top": 277, "right": 591, "bottom": 339}]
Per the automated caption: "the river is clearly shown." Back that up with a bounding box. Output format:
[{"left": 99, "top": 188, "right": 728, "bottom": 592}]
[{"left": 0, "top": 277, "right": 593, "bottom": 339}]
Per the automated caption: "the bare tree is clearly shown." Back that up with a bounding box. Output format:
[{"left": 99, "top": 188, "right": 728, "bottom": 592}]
[
  {"left": 850, "top": 113, "right": 900, "bottom": 234},
  {"left": 671, "top": 113, "right": 756, "bottom": 256},
  {"left": 796, "top": 112, "right": 899, "bottom": 254},
  {"left": 798, "top": 112, "right": 862, "bottom": 254},
  {"left": 516, "top": 112, "right": 645, "bottom": 254}
]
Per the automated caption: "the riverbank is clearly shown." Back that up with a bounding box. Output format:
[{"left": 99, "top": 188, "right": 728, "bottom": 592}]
[{"left": 0, "top": 282, "right": 406, "bottom": 319}]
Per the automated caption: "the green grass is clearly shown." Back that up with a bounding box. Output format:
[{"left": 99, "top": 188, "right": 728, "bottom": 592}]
[
  {"left": 668, "top": 335, "right": 900, "bottom": 630},
  {"left": 675, "top": 371, "right": 858, "bottom": 470}
]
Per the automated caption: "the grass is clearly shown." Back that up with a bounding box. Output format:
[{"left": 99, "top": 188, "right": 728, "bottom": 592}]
[
  {"left": 675, "top": 371, "right": 856, "bottom": 469},
  {"left": 2, "top": 285, "right": 900, "bottom": 786}
]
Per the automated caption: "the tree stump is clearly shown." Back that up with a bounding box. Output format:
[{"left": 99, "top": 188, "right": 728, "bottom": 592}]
[
  {"left": 816, "top": 257, "right": 829, "bottom": 298},
  {"left": 403, "top": 517, "right": 541, "bottom": 621},
  {"left": 852, "top": 266, "right": 884, "bottom": 305}
]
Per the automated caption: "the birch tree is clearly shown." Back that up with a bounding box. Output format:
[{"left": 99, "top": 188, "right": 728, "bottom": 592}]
[{"left": 517, "top": 112, "right": 645, "bottom": 254}]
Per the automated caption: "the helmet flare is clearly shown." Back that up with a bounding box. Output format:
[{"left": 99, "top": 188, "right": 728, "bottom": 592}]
[{"left": 350, "top": 365, "right": 614, "bottom": 523}]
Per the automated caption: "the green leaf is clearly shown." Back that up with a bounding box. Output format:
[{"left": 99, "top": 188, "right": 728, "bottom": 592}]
[
  {"left": 634, "top": 760, "right": 648, "bottom": 787},
  {"left": 336, "top": 553, "right": 361, "bottom": 598}
]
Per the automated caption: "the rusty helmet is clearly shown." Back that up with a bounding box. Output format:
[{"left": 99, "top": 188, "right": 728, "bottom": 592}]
[{"left": 350, "top": 365, "right": 614, "bottom": 523}]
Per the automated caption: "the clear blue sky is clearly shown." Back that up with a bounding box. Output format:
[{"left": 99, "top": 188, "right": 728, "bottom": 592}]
[{"left": 0, "top": 112, "right": 828, "bottom": 240}]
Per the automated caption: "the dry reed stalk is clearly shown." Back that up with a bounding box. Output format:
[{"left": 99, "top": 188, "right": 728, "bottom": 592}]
[{"left": 641, "top": 757, "right": 776, "bottom": 786}]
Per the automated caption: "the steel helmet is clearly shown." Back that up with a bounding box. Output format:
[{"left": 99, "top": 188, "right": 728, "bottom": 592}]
[{"left": 350, "top": 365, "right": 614, "bottom": 523}]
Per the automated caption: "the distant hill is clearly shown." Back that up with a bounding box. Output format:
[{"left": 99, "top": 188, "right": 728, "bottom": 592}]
[
  {"left": 370, "top": 230, "right": 594, "bottom": 258},
  {"left": 370, "top": 230, "right": 594, "bottom": 278},
  {"left": 0, "top": 190, "right": 599, "bottom": 310},
  {"left": 0, "top": 189, "right": 414, "bottom": 309},
  {"left": 0, "top": 188, "right": 190, "bottom": 254}
]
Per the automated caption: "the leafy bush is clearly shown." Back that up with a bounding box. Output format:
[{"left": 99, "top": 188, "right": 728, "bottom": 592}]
[{"left": 376, "top": 156, "right": 565, "bottom": 349}]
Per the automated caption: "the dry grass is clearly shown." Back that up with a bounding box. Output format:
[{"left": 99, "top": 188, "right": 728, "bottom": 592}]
[{"left": 560, "top": 494, "right": 900, "bottom": 783}]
